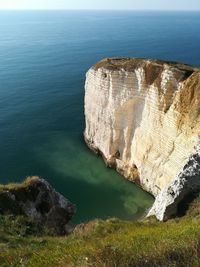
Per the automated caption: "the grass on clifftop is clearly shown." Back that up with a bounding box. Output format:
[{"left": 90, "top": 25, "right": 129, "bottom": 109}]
[
  {"left": 1, "top": 198, "right": 200, "bottom": 267},
  {"left": 92, "top": 57, "right": 200, "bottom": 72},
  {"left": 0, "top": 176, "right": 39, "bottom": 192},
  {"left": 1, "top": 179, "right": 200, "bottom": 267}
]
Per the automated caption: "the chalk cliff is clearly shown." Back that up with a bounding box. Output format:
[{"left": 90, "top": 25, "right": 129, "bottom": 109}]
[{"left": 84, "top": 58, "right": 200, "bottom": 221}]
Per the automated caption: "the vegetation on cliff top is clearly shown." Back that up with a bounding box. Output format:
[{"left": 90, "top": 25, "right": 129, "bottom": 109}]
[
  {"left": 0, "top": 176, "right": 39, "bottom": 192},
  {"left": 92, "top": 57, "right": 200, "bottom": 73},
  {"left": 1, "top": 214, "right": 200, "bottom": 267},
  {"left": 0, "top": 179, "right": 200, "bottom": 267}
]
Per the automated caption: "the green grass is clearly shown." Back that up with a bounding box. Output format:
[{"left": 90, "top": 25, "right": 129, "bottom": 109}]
[
  {"left": 1, "top": 180, "right": 200, "bottom": 267},
  {"left": 0, "top": 176, "right": 39, "bottom": 192},
  {"left": 1, "top": 213, "right": 200, "bottom": 266}
]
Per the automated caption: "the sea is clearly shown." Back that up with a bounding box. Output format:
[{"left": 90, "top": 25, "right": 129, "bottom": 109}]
[{"left": 0, "top": 10, "right": 199, "bottom": 223}]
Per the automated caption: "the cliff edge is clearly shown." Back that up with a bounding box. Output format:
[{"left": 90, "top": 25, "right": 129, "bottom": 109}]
[
  {"left": 84, "top": 57, "right": 200, "bottom": 220},
  {"left": 0, "top": 177, "right": 76, "bottom": 234}
]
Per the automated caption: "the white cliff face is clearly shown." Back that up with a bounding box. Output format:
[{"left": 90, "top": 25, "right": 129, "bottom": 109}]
[{"left": 84, "top": 58, "right": 200, "bottom": 220}]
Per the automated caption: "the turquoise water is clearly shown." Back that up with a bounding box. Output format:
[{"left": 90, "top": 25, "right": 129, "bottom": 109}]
[{"left": 0, "top": 11, "right": 199, "bottom": 223}]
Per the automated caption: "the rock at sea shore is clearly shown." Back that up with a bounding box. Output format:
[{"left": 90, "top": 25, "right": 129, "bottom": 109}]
[
  {"left": 84, "top": 57, "right": 200, "bottom": 220},
  {"left": 0, "top": 176, "right": 76, "bottom": 234}
]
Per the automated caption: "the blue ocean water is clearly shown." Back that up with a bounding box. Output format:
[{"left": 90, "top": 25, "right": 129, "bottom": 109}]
[{"left": 0, "top": 11, "right": 199, "bottom": 223}]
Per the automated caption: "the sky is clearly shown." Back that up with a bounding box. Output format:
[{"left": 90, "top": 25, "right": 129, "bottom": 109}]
[{"left": 0, "top": 0, "right": 199, "bottom": 10}]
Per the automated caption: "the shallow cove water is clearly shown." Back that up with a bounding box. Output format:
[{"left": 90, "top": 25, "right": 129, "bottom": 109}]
[{"left": 0, "top": 11, "right": 200, "bottom": 223}]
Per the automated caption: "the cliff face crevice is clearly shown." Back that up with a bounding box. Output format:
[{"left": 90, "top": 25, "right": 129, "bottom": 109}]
[{"left": 84, "top": 58, "right": 200, "bottom": 220}]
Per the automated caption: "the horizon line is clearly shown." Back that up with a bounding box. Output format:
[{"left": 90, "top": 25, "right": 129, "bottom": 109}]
[{"left": 0, "top": 8, "right": 199, "bottom": 12}]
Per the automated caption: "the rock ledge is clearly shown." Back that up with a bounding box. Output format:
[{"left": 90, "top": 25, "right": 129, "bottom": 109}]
[{"left": 0, "top": 176, "right": 76, "bottom": 234}]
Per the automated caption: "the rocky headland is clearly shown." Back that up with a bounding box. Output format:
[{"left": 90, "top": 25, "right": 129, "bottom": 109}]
[
  {"left": 0, "top": 177, "right": 76, "bottom": 235},
  {"left": 84, "top": 57, "right": 200, "bottom": 221}
]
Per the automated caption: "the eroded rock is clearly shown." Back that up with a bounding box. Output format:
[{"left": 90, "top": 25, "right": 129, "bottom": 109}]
[
  {"left": 0, "top": 176, "right": 76, "bottom": 234},
  {"left": 84, "top": 57, "right": 200, "bottom": 220}
]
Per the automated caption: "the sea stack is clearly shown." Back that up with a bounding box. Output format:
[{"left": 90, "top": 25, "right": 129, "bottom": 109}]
[{"left": 84, "top": 58, "right": 200, "bottom": 221}]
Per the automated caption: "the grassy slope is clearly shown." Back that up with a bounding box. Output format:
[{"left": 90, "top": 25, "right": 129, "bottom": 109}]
[
  {"left": 1, "top": 178, "right": 200, "bottom": 267},
  {"left": 1, "top": 193, "right": 200, "bottom": 267}
]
